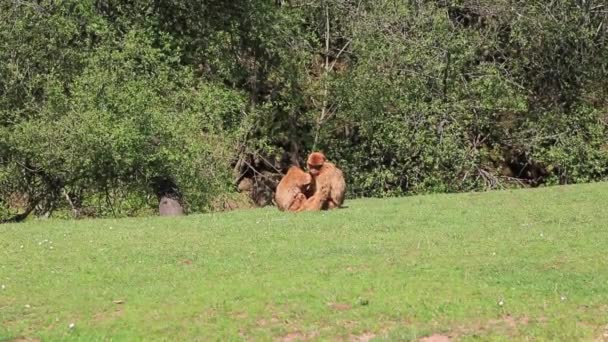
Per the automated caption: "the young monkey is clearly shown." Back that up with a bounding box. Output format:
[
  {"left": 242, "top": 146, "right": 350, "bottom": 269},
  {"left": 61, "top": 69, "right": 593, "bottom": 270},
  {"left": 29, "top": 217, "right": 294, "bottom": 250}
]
[{"left": 275, "top": 166, "right": 313, "bottom": 211}]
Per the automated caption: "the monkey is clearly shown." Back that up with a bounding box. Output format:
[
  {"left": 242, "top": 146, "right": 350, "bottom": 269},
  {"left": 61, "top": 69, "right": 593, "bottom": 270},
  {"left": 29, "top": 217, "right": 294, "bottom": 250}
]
[
  {"left": 274, "top": 166, "right": 313, "bottom": 211},
  {"left": 299, "top": 152, "right": 346, "bottom": 211}
]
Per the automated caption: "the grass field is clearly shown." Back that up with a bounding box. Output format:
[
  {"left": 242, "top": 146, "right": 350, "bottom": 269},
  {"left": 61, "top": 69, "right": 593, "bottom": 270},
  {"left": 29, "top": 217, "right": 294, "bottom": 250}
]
[{"left": 1, "top": 183, "right": 608, "bottom": 341}]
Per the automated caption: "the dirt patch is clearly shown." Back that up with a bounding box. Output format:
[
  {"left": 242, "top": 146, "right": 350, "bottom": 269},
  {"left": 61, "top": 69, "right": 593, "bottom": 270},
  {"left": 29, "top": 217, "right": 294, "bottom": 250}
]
[
  {"left": 419, "top": 315, "right": 532, "bottom": 341},
  {"left": 486, "top": 314, "right": 529, "bottom": 329},
  {"left": 341, "top": 320, "right": 359, "bottom": 329},
  {"left": 233, "top": 311, "right": 248, "bottom": 320},
  {"left": 599, "top": 324, "right": 608, "bottom": 342},
  {"left": 328, "top": 303, "right": 352, "bottom": 311},
  {"left": 92, "top": 307, "right": 124, "bottom": 323},
  {"left": 451, "top": 314, "right": 530, "bottom": 336},
  {"left": 5, "top": 339, "right": 41, "bottom": 342},
  {"left": 278, "top": 331, "right": 318, "bottom": 342},
  {"left": 345, "top": 264, "right": 371, "bottom": 273},
  {"left": 347, "top": 324, "right": 396, "bottom": 341},
  {"left": 419, "top": 334, "right": 451, "bottom": 342},
  {"left": 257, "top": 316, "right": 280, "bottom": 327},
  {"left": 350, "top": 332, "right": 376, "bottom": 341},
  {"left": 280, "top": 331, "right": 305, "bottom": 342}
]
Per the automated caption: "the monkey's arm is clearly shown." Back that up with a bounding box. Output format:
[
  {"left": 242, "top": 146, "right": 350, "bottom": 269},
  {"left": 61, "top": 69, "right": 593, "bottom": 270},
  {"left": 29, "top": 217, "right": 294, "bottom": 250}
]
[
  {"left": 287, "top": 193, "right": 307, "bottom": 211},
  {"left": 298, "top": 183, "right": 330, "bottom": 211}
]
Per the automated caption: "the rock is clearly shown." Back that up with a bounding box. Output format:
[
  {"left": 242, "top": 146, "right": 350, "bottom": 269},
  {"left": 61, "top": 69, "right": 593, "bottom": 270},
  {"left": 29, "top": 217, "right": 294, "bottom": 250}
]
[
  {"left": 237, "top": 177, "right": 254, "bottom": 192},
  {"left": 159, "top": 196, "right": 184, "bottom": 217}
]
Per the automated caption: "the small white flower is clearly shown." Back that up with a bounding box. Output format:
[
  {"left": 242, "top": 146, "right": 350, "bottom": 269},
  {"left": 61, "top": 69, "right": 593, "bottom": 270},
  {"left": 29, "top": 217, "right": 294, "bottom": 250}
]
[
  {"left": 498, "top": 300, "right": 504, "bottom": 306},
  {"left": 68, "top": 322, "right": 75, "bottom": 329},
  {"left": 50, "top": 246, "right": 54, "bottom": 250},
  {"left": 25, "top": 304, "right": 31, "bottom": 308},
  {"left": 20, "top": 245, "right": 24, "bottom": 249},
  {"left": 539, "top": 233, "right": 544, "bottom": 237},
  {"left": 38, "top": 242, "right": 42, "bottom": 246},
  {"left": 560, "top": 296, "right": 567, "bottom": 301},
  {"left": 1, "top": 284, "right": 5, "bottom": 290}
]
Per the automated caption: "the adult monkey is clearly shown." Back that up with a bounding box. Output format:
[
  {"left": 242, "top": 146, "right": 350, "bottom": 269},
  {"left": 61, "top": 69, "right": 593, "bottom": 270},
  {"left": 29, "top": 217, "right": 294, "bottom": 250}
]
[
  {"left": 300, "top": 152, "right": 346, "bottom": 211},
  {"left": 275, "top": 166, "right": 313, "bottom": 211}
]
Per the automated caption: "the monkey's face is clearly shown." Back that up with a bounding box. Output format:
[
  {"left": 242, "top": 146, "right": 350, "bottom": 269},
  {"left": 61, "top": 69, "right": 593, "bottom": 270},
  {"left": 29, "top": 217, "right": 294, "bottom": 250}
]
[
  {"left": 307, "top": 152, "right": 326, "bottom": 176},
  {"left": 308, "top": 164, "right": 322, "bottom": 177}
]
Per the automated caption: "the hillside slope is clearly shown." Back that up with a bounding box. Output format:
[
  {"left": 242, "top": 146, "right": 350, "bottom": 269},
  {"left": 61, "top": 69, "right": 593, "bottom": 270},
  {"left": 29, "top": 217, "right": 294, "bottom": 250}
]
[{"left": 1, "top": 183, "right": 607, "bottom": 341}]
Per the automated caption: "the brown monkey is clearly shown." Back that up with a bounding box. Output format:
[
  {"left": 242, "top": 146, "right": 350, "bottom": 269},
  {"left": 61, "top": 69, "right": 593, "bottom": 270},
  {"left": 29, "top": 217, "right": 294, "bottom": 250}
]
[
  {"left": 300, "top": 152, "right": 346, "bottom": 211},
  {"left": 275, "top": 166, "right": 313, "bottom": 211}
]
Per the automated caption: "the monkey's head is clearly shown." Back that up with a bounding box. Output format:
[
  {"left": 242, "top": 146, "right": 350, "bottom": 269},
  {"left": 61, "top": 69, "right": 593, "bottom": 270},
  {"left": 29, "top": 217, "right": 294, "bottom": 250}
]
[
  {"left": 301, "top": 172, "right": 313, "bottom": 186},
  {"left": 292, "top": 166, "right": 313, "bottom": 195},
  {"left": 307, "top": 152, "right": 326, "bottom": 177},
  {"left": 286, "top": 165, "right": 313, "bottom": 187}
]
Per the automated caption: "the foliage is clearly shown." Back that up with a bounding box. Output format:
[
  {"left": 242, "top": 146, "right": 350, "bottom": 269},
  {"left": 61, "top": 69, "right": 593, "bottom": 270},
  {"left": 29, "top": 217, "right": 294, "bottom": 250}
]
[
  {"left": 309, "top": 1, "right": 607, "bottom": 195},
  {"left": 0, "top": 1, "right": 244, "bottom": 218},
  {"left": 1, "top": 0, "right": 607, "bottom": 219}
]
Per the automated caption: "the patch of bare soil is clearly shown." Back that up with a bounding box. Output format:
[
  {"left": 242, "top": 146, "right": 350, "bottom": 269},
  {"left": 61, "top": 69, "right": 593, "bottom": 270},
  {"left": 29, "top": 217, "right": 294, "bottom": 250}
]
[
  {"left": 599, "top": 324, "right": 608, "bottom": 342},
  {"left": 349, "top": 332, "right": 376, "bottom": 342},
  {"left": 340, "top": 320, "right": 359, "bottom": 330},
  {"left": 257, "top": 316, "right": 280, "bottom": 327},
  {"left": 277, "top": 331, "right": 319, "bottom": 342},
  {"left": 92, "top": 307, "right": 124, "bottom": 323},
  {"left": 328, "top": 302, "right": 352, "bottom": 311},
  {"left": 345, "top": 264, "right": 371, "bottom": 273},
  {"left": 280, "top": 331, "right": 305, "bottom": 342},
  {"left": 419, "top": 334, "right": 451, "bottom": 342},
  {"left": 233, "top": 311, "right": 248, "bottom": 320},
  {"left": 419, "top": 315, "right": 532, "bottom": 341},
  {"left": 487, "top": 315, "right": 529, "bottom": 329}
]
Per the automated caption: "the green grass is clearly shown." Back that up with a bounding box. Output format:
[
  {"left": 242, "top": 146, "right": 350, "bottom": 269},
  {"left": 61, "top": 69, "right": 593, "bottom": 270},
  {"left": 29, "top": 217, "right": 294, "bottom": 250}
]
[{"left": 1, "top": 183, "right": 608, "bottom": 341}]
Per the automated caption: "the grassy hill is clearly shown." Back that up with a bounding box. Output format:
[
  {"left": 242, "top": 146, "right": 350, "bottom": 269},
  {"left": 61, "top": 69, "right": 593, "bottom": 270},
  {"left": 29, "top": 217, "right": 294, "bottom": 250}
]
[{"left": 1, "top": 183, "right": 607, "bottom": 341}]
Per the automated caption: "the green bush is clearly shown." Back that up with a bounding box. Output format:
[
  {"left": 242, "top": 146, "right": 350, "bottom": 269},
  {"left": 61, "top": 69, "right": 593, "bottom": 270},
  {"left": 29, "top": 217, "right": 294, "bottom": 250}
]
[
  {"left": 0, "top": 5, "right": 245, "bottom": 219},
  {"left": 1, "top": 0, "right": 606, "bottom": 221}
]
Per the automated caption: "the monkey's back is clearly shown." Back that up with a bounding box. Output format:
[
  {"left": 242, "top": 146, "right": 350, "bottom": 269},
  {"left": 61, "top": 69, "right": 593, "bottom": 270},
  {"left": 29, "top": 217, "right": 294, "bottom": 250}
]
[
  {"left": 275, "top": 166, "right": 311, "bottom": 211},
  {"left": 329, "top": 164, "right": 346, "bottom": 206},
  {"left": 319, "top": 162, "right": 346, "bottom": 208}
]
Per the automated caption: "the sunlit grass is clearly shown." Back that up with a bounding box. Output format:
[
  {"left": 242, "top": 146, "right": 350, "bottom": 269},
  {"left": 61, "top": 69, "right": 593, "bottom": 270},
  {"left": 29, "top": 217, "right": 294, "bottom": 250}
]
[{"left": 1, "top": 183, "right": 607, "bottom": 341}]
